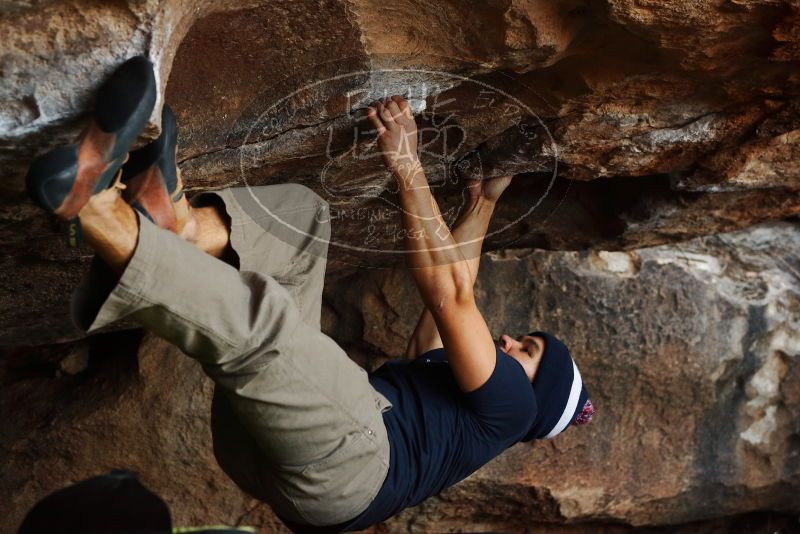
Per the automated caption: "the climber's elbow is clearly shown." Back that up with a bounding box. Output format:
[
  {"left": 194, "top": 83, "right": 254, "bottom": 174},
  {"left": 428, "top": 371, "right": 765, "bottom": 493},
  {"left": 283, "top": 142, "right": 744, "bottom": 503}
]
[{"left": 421, "top": 264, "right": 475, "bottom": 318}]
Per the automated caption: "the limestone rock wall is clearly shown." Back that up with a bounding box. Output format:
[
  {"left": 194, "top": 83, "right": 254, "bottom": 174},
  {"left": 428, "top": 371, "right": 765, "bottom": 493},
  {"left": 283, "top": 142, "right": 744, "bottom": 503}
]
[
  {"left": 1, "top": 0, "right": 799, "bottom": 346},
  {"left": 2, "top": 221, "right": 798, "bottom": 532}
]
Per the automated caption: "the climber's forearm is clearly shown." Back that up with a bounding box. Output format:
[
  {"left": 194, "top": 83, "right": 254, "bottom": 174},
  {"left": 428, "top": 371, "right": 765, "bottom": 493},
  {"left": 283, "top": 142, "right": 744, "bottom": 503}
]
[
  {"left": 451, "top": 196, "right": 496, "bottom": 287},
  {"left": 404, "top": 198, "right": 495, "bottom": 358},
  {"left": 395, "top": 167, "right": 473, "bottom": 309}
]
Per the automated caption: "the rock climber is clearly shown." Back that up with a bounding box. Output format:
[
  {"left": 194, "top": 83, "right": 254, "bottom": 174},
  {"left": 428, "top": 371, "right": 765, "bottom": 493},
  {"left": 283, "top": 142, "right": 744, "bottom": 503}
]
[{"left": 25, "top": 56, "right": 594, "bottom": 533}]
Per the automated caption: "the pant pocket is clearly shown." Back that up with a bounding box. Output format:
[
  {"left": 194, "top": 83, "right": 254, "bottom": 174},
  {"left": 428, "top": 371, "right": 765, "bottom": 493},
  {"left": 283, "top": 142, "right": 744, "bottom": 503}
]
[{"left": 283, "top": 429, "right": 387, "bottom": 526}]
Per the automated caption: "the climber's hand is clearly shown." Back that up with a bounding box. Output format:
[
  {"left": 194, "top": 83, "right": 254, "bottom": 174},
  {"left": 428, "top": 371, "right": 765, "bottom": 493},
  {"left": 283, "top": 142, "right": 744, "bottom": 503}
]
[
  {"left": 466, "top": 175, "right": 513, "bottom": 204},
  {"left": 367, "top": 96, "right": 420, "bottom": 181}
]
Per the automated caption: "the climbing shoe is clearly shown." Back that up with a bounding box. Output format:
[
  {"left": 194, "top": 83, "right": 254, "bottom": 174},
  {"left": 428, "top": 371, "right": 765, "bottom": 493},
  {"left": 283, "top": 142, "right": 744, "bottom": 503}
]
[
  {"left": 25, "top": 56, "right": 157, "bottom": 246},
  {"left": 120, "top": 104, "right": 189, "bottom": 234}
]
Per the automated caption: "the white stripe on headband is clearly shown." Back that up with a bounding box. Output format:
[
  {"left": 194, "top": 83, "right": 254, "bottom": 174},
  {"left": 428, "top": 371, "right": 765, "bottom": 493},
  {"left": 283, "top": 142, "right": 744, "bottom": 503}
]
[{"left": 543, "top": 359, "right": 583, "bottom": 439}]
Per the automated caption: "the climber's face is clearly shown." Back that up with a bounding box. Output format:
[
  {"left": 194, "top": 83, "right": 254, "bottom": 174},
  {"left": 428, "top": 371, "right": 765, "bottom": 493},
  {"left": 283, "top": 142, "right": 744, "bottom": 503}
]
[{"left": 499, "top": 334, "right": 545, "bottom": 382}]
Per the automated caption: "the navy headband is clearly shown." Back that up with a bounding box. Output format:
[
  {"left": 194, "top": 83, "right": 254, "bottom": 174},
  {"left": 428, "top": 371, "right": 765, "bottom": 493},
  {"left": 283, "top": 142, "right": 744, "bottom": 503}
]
[{"left": 520, "top": 331, "right": 589, "bottom": 441}]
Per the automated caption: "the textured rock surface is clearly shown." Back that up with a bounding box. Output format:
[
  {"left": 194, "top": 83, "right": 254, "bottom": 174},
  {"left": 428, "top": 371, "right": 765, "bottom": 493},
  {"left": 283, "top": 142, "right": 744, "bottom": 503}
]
[
  {"left": 2, "top": 0, "right": 800, "bottom": 345},
  {"left": 0, "top": 331, "right": 286, "bottom": 533},
  {"left": 2, "top": 222, "right": 798, "bottom": 532}
]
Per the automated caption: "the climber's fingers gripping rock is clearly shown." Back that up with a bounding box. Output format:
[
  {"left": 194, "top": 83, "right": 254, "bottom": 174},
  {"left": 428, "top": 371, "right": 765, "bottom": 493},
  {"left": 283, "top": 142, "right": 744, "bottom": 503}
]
[{"left": 367, "top": 96, "right": 420, "bottom": 184}]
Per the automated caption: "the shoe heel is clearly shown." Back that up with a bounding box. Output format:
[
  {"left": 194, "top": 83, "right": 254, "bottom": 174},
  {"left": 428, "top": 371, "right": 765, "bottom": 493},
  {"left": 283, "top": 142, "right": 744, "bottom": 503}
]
[{"left": 26, "top": 145, "right": 79, "bottom": 213}]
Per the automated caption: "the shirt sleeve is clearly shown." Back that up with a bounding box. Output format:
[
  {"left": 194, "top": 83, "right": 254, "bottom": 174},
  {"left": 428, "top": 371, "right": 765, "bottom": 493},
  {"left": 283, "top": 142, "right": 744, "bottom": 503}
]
[{"left": 463, "top": 346, "right": 538, "bottom": 442}]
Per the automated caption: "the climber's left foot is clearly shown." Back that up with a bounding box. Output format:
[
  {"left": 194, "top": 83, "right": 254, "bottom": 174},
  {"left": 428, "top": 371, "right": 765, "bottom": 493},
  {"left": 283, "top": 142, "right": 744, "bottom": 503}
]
[
  {"left": 26, "top": 56, "right": 157, "bottom": 223},
  {"left": 121, "top": 104, "right": 190, "bottom": 234}
]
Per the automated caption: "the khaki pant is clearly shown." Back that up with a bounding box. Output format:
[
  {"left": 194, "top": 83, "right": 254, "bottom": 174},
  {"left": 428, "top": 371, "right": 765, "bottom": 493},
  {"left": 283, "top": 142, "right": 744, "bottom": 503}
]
[{"left": 71, "top": 184, "right": 392, "bottom": 526}]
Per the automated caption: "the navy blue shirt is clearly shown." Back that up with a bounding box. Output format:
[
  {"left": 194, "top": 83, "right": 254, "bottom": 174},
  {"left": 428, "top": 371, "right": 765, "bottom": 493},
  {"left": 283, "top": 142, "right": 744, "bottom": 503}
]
[{"left": 340, "top": 345, "right": 537, "bottom": 531}]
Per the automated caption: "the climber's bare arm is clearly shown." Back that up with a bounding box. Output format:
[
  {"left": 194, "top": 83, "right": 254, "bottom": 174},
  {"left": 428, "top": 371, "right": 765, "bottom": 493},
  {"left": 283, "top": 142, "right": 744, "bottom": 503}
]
[
  {"left": 367, "top": 96, "right": 498, "bottom": 392},
  {"left": 405, "top": 176, "right": 512, "bottom": 358}
]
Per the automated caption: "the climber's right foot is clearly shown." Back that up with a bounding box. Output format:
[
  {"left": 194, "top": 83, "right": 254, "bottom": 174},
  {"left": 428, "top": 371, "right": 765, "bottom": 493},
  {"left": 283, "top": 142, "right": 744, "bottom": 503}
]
[
  {"left": 120, "top": 104, "right": 190, "bottom": 234},
  {"left": 25, "top": 56, "right": 157, "bottom": 225}
]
